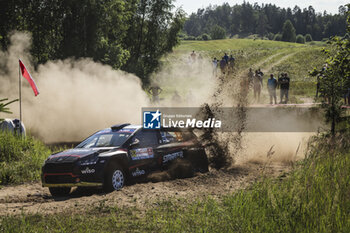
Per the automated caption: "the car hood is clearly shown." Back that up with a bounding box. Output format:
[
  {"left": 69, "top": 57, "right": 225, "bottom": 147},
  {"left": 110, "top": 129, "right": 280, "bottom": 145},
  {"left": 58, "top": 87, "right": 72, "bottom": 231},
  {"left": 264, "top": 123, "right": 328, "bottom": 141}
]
[{"left": 46, "top": 147, "right": 116, "bottom": 163}]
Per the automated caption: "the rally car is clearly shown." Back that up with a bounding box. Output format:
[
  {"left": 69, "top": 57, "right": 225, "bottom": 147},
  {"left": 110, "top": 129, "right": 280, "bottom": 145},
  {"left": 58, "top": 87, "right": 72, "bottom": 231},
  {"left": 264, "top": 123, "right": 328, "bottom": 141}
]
[{"left": 42, "top": 124, "right": 208, "bottom": 197}]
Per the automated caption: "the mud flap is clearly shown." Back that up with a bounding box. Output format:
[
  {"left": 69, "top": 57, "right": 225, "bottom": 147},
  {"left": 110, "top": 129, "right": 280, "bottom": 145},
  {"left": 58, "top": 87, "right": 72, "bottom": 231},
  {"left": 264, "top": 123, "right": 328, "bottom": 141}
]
[{"left": 185, "top": 149, "right": 209, "bottom": 173}]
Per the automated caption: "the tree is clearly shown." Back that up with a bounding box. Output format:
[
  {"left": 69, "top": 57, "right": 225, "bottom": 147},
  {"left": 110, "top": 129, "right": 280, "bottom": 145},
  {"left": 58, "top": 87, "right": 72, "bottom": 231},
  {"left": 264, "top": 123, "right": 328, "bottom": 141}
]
[
  {"left": 296, "top": 34, "right": 305, "bottom": 44},
  {"left": 310, "top": 5, "right": 350, "bottom": 135},
  {"left": 0, "top": 0, "right": 184, "bottom": 85},
  {"left": 182, "top": 2, "right": 347, "bottom": 41},
  {"left": 282, "top": 20, "right": 296, "bottom": 42},
  {"left": 210, "top": 25, "right": 226, "bottom": 39},
  {"left": 0, "top": 98, "right": 18, "bottom": 121},
  {"left": 122, "top": 1, "right": 185, "bottom": 84}
]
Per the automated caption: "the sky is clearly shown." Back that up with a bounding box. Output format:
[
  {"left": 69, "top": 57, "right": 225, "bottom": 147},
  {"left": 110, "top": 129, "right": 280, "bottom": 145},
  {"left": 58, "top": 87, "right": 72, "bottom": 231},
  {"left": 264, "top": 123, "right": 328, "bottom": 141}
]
[{"left": 174, "top": 0, "right": 348, "bottom": 15}]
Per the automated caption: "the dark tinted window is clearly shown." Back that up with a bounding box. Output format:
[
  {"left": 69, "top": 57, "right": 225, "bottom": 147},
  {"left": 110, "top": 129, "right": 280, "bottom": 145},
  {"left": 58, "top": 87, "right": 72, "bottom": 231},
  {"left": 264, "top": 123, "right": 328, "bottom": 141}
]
[
  {"left": 76, "top": 132, "right": 131, "bottom": 148},
  {"left": 160, "top": 130, "right": 196, "bottom": 144},
  {"left": 132, "top": 130, "right": 159, "bottom": 147}
]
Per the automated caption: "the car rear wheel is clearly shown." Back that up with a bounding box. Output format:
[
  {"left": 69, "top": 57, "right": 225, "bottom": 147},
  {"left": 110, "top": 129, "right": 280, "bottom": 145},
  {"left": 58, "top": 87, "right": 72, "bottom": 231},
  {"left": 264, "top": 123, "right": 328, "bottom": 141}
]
[
  {"left": 49, "top": 187, "right": 71, "bottom": 197},
  {"left": 104, "top": 165, "right": 125, "bottom": 192}
]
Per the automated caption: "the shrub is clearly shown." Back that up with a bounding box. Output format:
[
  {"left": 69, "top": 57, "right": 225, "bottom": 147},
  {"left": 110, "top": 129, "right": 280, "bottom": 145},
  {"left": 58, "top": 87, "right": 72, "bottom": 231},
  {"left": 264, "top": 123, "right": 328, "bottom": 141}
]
[
  {"left": 210, "top": 25, "right": 226, "bottom": 40},
  {"left": 201, "top": 33, "right": 211, "bottom": 41},
  {"left": 274, "top": 33, "right": 282, "bottom": 41},
  {"left": 267, "top": 32, "right": 275, "bottom": 40},
  {"left": 296, "top": 34, "right": 305, "bottom": 44},
  {"left": 305, "top": 34, "right": 313, "bottom": 42},
  {"left": 183, "top": 36, "right": 196, "bottom": 40}
]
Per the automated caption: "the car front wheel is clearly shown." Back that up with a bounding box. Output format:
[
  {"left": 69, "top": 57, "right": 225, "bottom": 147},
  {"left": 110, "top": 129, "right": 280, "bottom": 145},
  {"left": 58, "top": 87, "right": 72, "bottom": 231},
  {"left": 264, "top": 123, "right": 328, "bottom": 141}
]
[{"left": 104, "top": 165, "right": 125, "bottom": 192}]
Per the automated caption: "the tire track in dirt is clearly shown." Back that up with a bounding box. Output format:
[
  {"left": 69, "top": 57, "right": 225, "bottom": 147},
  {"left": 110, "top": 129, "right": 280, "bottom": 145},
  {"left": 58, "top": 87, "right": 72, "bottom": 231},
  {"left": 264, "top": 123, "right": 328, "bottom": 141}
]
[{"left": 0, "top": 163, "right": 289, "bottom": 216}]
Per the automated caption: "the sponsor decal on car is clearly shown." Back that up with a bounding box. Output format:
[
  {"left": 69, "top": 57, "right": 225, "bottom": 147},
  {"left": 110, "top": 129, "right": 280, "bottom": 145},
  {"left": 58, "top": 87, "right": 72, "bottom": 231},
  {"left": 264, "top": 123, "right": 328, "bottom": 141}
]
[
  {"left": 163, "top": 151, "right": 184, "bottom": 163},
  {"left": 132, "top": 168, "right": 146, "bottom": 177},
  {"left": 130, "top": 147, "right": 154, "bottom": 160},
  {"left": 81, "top": 167, "right": 95, "bottom": 174}
]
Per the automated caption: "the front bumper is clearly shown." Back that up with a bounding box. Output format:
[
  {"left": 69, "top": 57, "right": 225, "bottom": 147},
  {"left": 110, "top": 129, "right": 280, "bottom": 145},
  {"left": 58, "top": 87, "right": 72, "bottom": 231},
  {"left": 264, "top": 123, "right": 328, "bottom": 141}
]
[
  {"left": 42, "top": 182, "right": 103, "bottom": 188},
  {"left": 42, "top": 161, "right": 106, "bottom": 187}
]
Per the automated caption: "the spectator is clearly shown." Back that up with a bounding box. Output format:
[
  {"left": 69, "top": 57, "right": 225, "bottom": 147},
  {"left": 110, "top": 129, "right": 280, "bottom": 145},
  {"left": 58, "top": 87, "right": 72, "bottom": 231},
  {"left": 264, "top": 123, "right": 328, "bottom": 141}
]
[
  {"left": 172, "top": 90, "right": 182, "bottom": 103},
  {"left": 248, "top": 68, "right": 254, "bottom": 84},
  {"left": 278, "top": 73, "right": 290, "bottom": 104},
  {"left": 253, "top": 72, "right": 262, "bottom": 102},
  {"left": 212, "top": 57, "right": 218, "bottom": 76},
  {"left": 258, "top": 68, "right": 264, "bottom": 87},
  {"left": 219, "top": 57, "right": 227, "bottom": 74},
  {"left": 224, "top": 53, "right": 229, "bottom": 64},
  {"left": 229, "top": 55, "right": 235, "bottom": 72},
  {"left": 190, "top": 51, "right": 196, "bottom": 62},
  {"left": 267, "top": 74, "right": 277, "bottom": 104},
  {"left": 148, "top": 85, "right": 162, "bottom": 103}
]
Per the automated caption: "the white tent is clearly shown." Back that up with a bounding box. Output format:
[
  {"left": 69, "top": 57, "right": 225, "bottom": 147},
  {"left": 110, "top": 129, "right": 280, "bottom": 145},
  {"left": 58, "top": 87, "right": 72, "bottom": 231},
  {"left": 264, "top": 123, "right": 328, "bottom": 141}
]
[{"left": 0, "top": 118, "right": 26, "bottom": 136}]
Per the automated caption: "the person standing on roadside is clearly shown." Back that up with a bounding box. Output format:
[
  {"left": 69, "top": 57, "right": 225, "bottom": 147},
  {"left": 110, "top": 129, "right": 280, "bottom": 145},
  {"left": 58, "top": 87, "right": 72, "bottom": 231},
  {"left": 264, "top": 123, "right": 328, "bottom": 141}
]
[
  {"left": 212, "top": 57, "right": 218, "bottom": 76},
  {"left": 220, "top": 57, "right": 227, "bottom": 75},
  {"left": 224, "top": 53, "right": 229, "bottom": 64},
  {"left": 278, "top": 73, "right": 290, "bottom": 104},
  {"left": 248, "top": 68, "right": 254, "bottom": 85},
  {"left": 253, "top": 71, "right": 262, "bottom": 102},
  {"left": 148, "top": 85, "right": 162, "bottom": 103},
  {"left": 229, "top": 55, "right": 235, "bottom": 73},
  {"left": 258, "top": 68, "right": 264, "bottom": 87},
  {"left": 267, "top": 74, "right": 277, "bottom": 104},
  {"left": 190, "top": 51, "right": 196, "bottom": 63}
]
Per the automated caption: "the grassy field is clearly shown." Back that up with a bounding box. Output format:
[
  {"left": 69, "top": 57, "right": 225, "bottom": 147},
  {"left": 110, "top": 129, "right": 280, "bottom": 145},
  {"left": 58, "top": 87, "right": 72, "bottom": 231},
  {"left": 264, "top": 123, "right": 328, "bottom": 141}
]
[
  {"left": 175, "top": 39, "right": 305, "bottom": 52},
  {"left": 173, "top": 38, "right": 327, "bottom": 100}
]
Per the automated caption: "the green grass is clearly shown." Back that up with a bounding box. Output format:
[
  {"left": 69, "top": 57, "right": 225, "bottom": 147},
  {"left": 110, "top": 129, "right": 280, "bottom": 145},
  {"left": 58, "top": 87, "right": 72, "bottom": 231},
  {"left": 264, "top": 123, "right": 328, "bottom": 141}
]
[
  {"left": 175, "top": 38, "right": 306, "bottom": 52},
  {"left": 171, "top": 38, "right": 327, "bottom": 101},
  {"left": 0, "top": 131, "right": 51, "bottom": 185},
  {"left": 1, "top": 133, "right": 349, "bottom": 232}
]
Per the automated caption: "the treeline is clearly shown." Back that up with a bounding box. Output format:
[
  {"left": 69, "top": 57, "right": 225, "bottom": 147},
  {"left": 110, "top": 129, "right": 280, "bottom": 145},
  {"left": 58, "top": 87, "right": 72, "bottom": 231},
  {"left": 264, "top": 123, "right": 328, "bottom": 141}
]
[
  {"left": 0, "top": 0, "right": 184, "bottom": 84},
  {"left": 183, "top": 2, "right": 348, "bottom": 41}
]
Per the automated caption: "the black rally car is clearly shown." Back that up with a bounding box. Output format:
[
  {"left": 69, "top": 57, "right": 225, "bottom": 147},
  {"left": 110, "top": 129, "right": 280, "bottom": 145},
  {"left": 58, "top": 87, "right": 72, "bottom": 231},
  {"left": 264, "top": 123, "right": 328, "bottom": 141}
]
[{"left": 42, "top": 124, "right": 208, "bottom": 196}]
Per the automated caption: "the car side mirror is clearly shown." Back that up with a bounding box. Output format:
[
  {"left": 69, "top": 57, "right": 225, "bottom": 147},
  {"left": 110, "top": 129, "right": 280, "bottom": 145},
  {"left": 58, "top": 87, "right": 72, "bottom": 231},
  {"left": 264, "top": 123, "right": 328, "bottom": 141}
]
[{"left": 129, "top": 138, "right": 140, "bottom": 147}]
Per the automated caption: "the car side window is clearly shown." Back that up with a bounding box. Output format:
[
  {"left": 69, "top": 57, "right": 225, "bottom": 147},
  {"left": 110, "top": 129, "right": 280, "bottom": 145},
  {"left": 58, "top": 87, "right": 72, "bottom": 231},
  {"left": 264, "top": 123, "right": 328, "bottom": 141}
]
[
  {"left": 132, "top": 130, "right": 159, "bottom": 148},
  {"left": 160, "top": 131, "right": 184, "bottom": 144}
]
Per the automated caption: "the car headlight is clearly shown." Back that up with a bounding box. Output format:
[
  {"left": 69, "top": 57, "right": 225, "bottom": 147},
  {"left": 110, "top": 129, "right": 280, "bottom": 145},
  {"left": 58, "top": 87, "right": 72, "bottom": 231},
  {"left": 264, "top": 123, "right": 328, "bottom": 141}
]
[{"left": 79, "top": 155, "right": 99, "bottom": 166}]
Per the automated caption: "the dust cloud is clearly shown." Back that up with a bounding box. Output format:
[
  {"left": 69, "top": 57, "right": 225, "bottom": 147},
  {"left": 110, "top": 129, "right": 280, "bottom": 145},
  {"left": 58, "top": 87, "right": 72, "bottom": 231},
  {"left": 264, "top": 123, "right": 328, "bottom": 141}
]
[
  {"left": 149, "top": 53, "right": 217, "bottom": 107},
  {"left": 236, "top": 132, "right": 314, "bottom": 165},
  {"left": 0, "top": 32, "right": 149, "bottom": 143},
  {"left": 0, "top": 33, "right": 216, "bottom": 143}
]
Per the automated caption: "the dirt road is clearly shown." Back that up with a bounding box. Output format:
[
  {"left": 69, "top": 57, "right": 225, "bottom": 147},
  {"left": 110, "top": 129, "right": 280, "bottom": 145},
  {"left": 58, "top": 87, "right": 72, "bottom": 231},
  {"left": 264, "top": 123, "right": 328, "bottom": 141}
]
[{"left": 0, "top": 162, "right": 289, "bottom": 216}]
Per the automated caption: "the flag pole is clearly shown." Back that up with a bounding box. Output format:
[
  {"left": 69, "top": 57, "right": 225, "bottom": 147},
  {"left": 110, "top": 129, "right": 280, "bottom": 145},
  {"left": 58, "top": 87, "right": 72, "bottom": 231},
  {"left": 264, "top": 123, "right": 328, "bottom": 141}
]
[{"left": 19, "top": 60, "right": 22, "bottom": 132}]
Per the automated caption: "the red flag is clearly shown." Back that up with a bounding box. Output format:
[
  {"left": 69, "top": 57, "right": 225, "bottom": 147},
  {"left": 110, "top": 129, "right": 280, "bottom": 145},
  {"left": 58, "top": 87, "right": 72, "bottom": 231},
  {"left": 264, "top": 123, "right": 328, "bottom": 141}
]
[{"left": 19, "top": 59, "right": 39, "bottom": 96}]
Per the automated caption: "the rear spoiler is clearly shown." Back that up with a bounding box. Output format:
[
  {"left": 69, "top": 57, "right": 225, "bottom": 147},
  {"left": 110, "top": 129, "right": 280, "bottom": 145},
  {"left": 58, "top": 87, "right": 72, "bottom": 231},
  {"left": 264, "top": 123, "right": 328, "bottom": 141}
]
[{"left": 111, "top": 123, "right": 130, "bottom": 131}]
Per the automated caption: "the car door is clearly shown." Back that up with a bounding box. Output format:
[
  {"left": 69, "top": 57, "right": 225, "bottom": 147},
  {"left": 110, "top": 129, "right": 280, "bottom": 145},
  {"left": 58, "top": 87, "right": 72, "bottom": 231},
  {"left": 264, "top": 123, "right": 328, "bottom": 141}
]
[
  {"left": 127, "top": 129, "right": 160, "bottom": 177},
  {"left": 158, "top": 130, "right": 186, "bottom": 168}
]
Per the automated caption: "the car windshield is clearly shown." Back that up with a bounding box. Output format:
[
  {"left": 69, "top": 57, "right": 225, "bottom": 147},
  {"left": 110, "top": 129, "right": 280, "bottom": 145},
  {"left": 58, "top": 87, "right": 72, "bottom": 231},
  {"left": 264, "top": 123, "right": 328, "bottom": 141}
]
[{"left": 76, "top": 132, "right": 131, "bottom": 148}]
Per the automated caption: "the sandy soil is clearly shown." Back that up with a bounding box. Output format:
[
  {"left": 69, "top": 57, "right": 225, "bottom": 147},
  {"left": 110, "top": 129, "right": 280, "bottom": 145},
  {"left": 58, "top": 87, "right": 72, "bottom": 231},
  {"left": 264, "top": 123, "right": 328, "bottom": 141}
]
[{"left": 0, "top": 162, "right": 289, "bottom": 216}]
